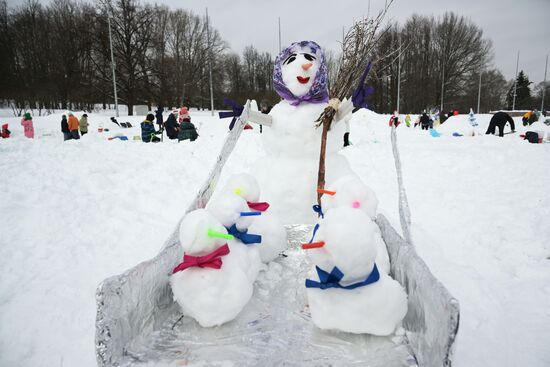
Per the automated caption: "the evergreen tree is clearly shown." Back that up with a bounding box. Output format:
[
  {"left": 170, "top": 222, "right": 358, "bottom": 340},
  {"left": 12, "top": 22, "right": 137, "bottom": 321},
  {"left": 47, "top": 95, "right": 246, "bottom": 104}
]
[{"left": 506, "top": 70, "right": 532, "bottom": 110}]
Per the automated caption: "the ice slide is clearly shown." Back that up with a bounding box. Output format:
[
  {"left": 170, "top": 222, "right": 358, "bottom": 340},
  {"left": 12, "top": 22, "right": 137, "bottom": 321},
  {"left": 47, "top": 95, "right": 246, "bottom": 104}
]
[{"left": 95, "top": 101, "right": 460, "bottom": 366}]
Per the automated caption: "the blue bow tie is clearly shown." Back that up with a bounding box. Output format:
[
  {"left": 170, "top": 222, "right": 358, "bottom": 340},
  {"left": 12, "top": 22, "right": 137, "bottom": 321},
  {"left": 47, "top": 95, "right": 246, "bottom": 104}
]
[
  {"left": 225, "top": 224, "right": 261, "bottom": 245},
  {"left": 305, "top": 263, "right": 380, "bottom": 290}
]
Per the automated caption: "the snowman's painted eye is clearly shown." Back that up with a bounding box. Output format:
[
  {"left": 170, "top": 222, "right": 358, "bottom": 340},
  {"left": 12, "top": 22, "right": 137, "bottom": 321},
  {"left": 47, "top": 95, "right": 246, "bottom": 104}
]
[
  {"left": 303, "top": 53, "right": 316, "bottom": 61},
  {"left": 284, "top": 53, "right": 297, "bottom": 65}
]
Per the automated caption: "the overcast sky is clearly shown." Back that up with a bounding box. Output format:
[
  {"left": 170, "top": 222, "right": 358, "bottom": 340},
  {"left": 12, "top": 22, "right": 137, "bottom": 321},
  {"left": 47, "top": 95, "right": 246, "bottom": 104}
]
[{"left": 7, "top": 0, "right": 550, "bottom": 83}]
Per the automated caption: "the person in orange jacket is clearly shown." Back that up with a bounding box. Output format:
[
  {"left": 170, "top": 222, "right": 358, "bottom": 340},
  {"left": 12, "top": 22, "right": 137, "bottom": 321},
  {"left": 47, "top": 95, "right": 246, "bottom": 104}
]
[{"left": 67, "top": 112, "right": 80, "bottom": 140}]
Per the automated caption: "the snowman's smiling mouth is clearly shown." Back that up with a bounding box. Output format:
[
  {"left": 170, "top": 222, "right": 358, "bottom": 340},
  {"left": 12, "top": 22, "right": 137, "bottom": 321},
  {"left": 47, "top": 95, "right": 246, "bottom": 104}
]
[{"left": 297, "top": 76, "right": 310, "bottom": 84}]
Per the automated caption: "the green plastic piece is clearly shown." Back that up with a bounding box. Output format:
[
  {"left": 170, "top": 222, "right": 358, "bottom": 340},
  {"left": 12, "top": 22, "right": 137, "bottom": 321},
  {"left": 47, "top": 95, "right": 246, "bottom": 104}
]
[{"left": 207, "top": 229, "right": 234, "bottom": 240}]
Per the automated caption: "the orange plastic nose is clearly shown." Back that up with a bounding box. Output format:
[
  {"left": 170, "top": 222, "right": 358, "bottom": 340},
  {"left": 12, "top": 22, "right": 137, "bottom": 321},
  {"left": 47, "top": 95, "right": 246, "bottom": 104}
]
[{"left": 302, "top": 63, "right": 313, "bottom": 71}]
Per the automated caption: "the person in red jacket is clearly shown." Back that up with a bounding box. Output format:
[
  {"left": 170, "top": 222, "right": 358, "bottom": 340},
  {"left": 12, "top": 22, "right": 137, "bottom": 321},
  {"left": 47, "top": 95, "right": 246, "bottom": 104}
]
[
  {"left": 388, "top": 111, "right": 400, "bottom": 127},
  {"left": 1, "top": 123, "right": 10, "bottom": 138}
]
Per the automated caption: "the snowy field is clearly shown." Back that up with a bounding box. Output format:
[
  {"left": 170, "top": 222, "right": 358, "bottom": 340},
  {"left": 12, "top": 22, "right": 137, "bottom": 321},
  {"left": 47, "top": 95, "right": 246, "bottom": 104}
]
[{"left": 1, "top": 108, "right": 549, "bottom": 366}]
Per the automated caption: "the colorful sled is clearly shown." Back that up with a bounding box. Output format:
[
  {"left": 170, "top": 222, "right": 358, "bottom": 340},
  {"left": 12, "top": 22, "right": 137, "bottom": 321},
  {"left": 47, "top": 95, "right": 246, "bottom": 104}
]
[{"left": 96, "top": 101, "right": 459, "bottom": 366}]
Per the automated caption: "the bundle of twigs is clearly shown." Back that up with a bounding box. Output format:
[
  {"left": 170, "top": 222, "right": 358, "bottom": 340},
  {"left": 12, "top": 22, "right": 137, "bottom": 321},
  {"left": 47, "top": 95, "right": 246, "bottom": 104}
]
[{"left": 316, "top": 0, "right": 394, "bottom": 206}]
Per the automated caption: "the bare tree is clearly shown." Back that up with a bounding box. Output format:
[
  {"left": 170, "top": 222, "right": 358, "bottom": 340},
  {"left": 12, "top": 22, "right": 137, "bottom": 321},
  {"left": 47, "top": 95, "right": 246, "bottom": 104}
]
[
  {"left": 366, "top": 11, "right": 493, "bottom": 113},
  {"left": 96, "top": 0, "right": 155, "bottom": 115},
  {"left": 332, "top": 0, "right": 394, "bottom": 99}
]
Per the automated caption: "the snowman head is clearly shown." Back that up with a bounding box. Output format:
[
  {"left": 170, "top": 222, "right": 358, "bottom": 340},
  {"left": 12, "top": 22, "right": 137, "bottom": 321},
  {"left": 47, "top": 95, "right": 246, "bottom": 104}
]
[
  {"left": 305, "top": 207, "right": 378, "bottom": 283},
  {"left": 223, "top": 173, "right": 261, "bottom": 203},
  {"left": 273, "top": 40, "right": 329, "bottom": 106},
  {"left": 179, "top": 209, "right": 228, "bottom": 255},
  {"left": 321, "top": 175, "right": 379, "bottom": 220}
]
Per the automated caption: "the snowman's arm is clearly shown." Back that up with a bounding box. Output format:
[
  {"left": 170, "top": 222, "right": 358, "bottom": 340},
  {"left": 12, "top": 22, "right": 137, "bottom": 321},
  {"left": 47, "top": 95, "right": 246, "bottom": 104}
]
[{"left": 246, "top": 110, "right": 273, "bottom": 127}]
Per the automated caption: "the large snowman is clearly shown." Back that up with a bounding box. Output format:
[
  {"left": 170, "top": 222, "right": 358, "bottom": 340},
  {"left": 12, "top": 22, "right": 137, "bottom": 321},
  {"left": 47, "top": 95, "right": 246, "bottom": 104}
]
[{"left": 252, "top": 40, "right": 353, "bottom": 224}]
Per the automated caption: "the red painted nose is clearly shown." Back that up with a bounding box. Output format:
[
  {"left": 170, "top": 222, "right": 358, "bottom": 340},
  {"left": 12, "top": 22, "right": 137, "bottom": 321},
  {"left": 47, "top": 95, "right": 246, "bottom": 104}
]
[{"left": 302, "top": 63, "right": 313, "bottom": 71}]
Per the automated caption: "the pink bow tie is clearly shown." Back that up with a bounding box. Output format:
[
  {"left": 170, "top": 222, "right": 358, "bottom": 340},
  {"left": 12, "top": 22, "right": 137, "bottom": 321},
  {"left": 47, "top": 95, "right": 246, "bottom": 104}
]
[{"left": 172, "top": 244, "right": 230, "bottom": 274}]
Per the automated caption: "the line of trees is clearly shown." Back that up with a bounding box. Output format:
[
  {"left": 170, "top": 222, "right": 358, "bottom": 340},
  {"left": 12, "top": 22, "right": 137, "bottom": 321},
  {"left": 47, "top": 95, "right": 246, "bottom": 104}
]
[
  {"left": 0, "top": 1, "right": 544, "bottom": 116},
  {"left": 0, "top": 0, "right": 278, "bottom": 115},
  {"left": 505, "top": 70, "right": 549, "bottom": 111},
  {"left": 367, "top": 12, "right": 509, "bottom": 113}
]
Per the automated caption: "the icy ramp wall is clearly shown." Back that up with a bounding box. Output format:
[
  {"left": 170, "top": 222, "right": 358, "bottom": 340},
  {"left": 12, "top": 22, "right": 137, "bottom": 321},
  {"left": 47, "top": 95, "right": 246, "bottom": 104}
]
[{"left": 376, "top": 214, "right": 460, "bottom": 367}]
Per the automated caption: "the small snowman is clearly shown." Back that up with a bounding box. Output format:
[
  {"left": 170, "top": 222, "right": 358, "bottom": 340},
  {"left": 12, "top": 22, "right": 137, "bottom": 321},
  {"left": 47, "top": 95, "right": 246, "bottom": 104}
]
[
  {"left": 319, "top": 174, "right": 389, "bottom": 273},
  {"left": 207, "top": 193, "right": 263, "bottom": 282},
  {"left": 170, "top": 209, "right": 253, "bottom": 327},
  {"left": 302, "top": 207, "right": 408, "bottom": 335},
  {"left": 221, "top": 173, "right": 287, "bottom": 263},
  {"left": 252, "top": 40, "right": 353, "bottom": 224}
]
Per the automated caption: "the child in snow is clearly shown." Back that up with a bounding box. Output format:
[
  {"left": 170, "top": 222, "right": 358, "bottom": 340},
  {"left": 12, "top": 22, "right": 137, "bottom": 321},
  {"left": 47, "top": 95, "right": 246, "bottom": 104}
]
[
  {"left": 177, "top": 117, "right": 198, "bottom": 142},
  {"left": 67, "top": 112, "right": 80, "bottom": 140},
  {"left": 522, "top": 110, "right": 538, "bottom": 126},
  {"left": 20, "top": 112, "right": 34, "bottom": 139},
  {"left": 1, "top": 123, "right": 10, "bottom": 138},
  {"left": 164, "top": 111, "right": 180, "bottom": 140},
  {"left": 61, "top": 115, "right": 71, "bottom": 141},
  {"left": 155, "top": 106, "right": 164, "bottom": 131},
  {"left": 420, "top": 112, "right": 430, "bottom": 130},
  {"left": 405, "top": 114, "right": 411, "bottom": 127},
  {"left": 79, "top": 113, "right": 89, "bottom": 136},
  {"left": 178, "top": 106, "right": 190, "bottom": 123},
  {"left": 141, "top": 113, "right": 160, "bottom": 143}
]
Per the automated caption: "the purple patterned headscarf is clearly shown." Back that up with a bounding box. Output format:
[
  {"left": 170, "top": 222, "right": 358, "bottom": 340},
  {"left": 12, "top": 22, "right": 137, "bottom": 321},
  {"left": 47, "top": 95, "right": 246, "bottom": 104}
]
[{"left": 273, "top": 40, "right": 329, "bottom": 106}]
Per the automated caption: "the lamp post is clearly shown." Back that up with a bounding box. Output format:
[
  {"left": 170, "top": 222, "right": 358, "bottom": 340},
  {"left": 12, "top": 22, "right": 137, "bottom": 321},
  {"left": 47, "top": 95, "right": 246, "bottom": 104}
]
[
  {"left": 512, "top": 50, "right": 519, "bottom": 111},
  {"left": 206, "top": 8, "right": 214, "bottom": 116},
  {"left": 396, "top": 35, "right": 401, "bottom": 114},
  {"left": 541, "top": 54, "right": 548, "bottom": 112},
  {"left": 477, "top": 70, "right": 482, "bottom": 113},
  {"left": 107, "top": 11, "right": 119, "bottom": 117},
  {"left": 440, "top": 61, "right": 445, "bottom": 115}
]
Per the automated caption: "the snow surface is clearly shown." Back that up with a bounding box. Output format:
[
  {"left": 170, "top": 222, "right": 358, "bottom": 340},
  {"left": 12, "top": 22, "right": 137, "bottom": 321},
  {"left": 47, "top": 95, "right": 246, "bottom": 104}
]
[{"left": 1, "top": 108, "right": 549, "bottom": 366}]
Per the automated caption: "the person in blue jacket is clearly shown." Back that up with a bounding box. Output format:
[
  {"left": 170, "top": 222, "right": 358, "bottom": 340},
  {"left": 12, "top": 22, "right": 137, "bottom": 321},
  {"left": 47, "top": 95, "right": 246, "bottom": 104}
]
[{"left": 141, "top": 113, "right": 160, "bottom": 143}]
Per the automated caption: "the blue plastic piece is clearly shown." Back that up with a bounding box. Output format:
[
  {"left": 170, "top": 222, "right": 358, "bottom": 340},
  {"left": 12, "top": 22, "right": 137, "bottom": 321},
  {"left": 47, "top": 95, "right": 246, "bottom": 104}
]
[{"left": 429, "top": 129, "right": 442, "bottom": 137}]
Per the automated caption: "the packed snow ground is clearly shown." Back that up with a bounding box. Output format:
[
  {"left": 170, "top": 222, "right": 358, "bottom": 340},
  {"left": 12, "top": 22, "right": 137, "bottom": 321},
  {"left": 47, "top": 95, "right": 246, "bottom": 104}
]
[{"left": 0, "top": 108, "right": 549, "bottom": 367}]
